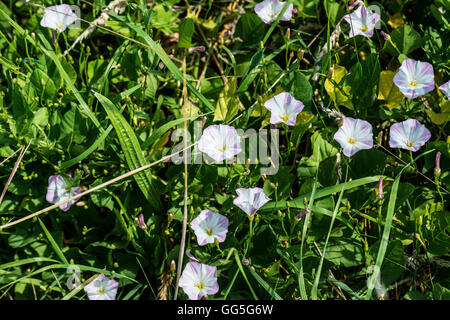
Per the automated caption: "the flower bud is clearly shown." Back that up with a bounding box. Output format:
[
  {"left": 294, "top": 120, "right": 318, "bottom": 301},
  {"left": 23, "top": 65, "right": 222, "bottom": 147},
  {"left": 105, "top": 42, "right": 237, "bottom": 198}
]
[
  {"left": 188, "top": 46, "right": 206, "bottom": 53},
  {"left": 380, "top": 31, "right": 391, "bottom": 41},
  {"left": 378, "top": 177, "right": 384, "bottom": 200},
  {"left": 138, "top": 214, "right": 147, "bottom": 229},
  {"left": 435, "top": 151, "right": 441, "bottom": 178},
  {"left": 295, "top": 208, "right": 311, "bottom": 222}
]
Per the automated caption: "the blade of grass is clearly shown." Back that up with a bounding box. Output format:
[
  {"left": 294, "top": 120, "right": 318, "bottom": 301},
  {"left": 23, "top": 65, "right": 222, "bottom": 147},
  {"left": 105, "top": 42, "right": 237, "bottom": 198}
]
[
  {"left": 260, "top": 175, "right": 389, "bottom": 212},
  {"left": 365, "top": 149, "right": 434, "bottom": 299},
  {"left": 93, "top": 90, "right": 162, "bottom": 211},
  {"left": 311, "top": 164, "right": 348, "bottom": 299},
  {"left": 247, "top": 266, "right": 282, "bottom": 300},
  {"left": 108, "top": 12, "right": 216, "bottom": 112},
  {"left": 59, "top": 84, "right": 143, "bottom": 169},
  {"left": 37, "top": 218, "right": 69, "bottom": 265}
]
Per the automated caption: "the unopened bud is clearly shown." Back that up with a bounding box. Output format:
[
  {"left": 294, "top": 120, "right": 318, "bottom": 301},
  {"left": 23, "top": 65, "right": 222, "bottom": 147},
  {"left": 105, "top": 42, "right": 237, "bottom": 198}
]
[
  {"left": 138, "top": 214, "right": 147, "bottom": 229},
  {"left": 295, "top": 208, "right": 311, "bottom": 222},
  {"left": 378, "top": 177, "right": 384, "bottom": 200},
  {"left": 435, "top": 151, "right": 441, "bottom": 178},
  {"left": 170, "top": 260, "right": 176, "bottom": 272},
  {"left": 348, "top": 1, "right": 363, "bottom": 11},
  {"left": 242, "top": 259, "right": 249, "bottom": 265},
  {"left": 380, "top": 31, "right": 391, "bottom": 41},
  {"left": 188, "top": 46, "right": 206, "bottom": 53},
  {"left": 168, "top": 213, "right": 173, "bottom": 222}
]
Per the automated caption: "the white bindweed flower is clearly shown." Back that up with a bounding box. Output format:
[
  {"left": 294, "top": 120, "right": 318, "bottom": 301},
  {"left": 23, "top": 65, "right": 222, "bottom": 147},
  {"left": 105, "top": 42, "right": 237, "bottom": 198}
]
[
  {"left": 254, "top": 0, "right": 293, "bottom": 24},
  {"left": 389, "top": 119, "right": 431, "bottom": 152},
  {"left": 40, "top": 4, "right": 78, "bottom": 32},
  {"left": 46, "top": 175, "right": 81, "bottom": 211},
  {"left": 333, "top": 117, "right": 373, "bottom": 157},
  {"left": 198, "top": 125, "right": 242, "bottom": 162},
  {"left": 344, "top": 4, "right": 380, "bottom": 38},
  {"left": 264, "top": 92, "right": 304, "bottom": 126},
  {"left": 190, "top": 210, "right": 229, "bottom": 246},
  {"left": 233, "top": 187, "right": 271, "bottom": 216},
  {"left": 439, "top": 80, "right": 450, "bottom": 99},
  {"left": 179, "top": 262, "right": 219, "bottom": 300},
  {"left": 83, "top": 274, "right": 119, "bottom": 300},
  {"left": 393, "top": 59, "right": 435, "bottom": 99}
]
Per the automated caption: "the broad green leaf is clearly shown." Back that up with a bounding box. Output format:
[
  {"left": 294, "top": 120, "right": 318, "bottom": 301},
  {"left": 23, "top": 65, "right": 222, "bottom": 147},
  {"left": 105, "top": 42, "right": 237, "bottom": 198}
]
[
  {"left": 213, "top": 78, "right": 241, "bottom": 122},
  {"left": 304, "top": 131, "right": 338, "bottom": 167},
  {"left": 178, "top": 18, "right": 194, "bottom": 48},
  {"left": 378, "top": 70, "right": 405, "bottom": 109},
  {"left": 426, "top": 100, "right": 450, "bottom": 125},
  {"left": 324, "top": 65, "right": 353, "bottom": 109},
  {"left": 93, "top": 91, "right": 162, "bottom": 211},
  {"left": 384, "top": 25, "right": 423, "bottom": 56},
  {"left": 281, "top": 71, "right": 313, "bottom": 105}
]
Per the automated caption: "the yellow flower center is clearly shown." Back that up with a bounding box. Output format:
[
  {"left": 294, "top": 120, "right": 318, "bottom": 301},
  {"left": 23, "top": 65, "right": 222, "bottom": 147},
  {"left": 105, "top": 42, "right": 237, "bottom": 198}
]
[
  {"left": 405, "top": 141, "right": 413, "bottom": 147},
  {"left": 281, "top": 115, "right": 289, "bottom": 122},
  {"left": 57, "top": 23, "right": 64, "bottom": 30},
  {"left": 205, "top": 228, "right": 214, "bottom": 236},
  {"left": 65, "top": 187, "right": 72, "bottom": 193},
  {"left": 348, "top": 137, "right": 356, "bottom": 145},
  {"left": 409, "top": 80, "right": 418, "bottom": 87},
  {"left": 360, "top": 25, "right": 368, "bottom": 32},
  {"left": 270, "top": 13, "right": 276, "bottom": 19},
  {"left": 97, "top": 286, "right": 105, "bottom": 295},
  {"left": 218, "top": 145, "right": 227, "bottom": 152},
  {"left": 196, "top": 282, "right": 204, "bottom": 290}
]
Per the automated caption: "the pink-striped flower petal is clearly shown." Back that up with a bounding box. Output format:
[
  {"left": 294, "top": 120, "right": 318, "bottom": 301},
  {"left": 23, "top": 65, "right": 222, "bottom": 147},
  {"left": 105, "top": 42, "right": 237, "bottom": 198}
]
[
  {"left": 264, "top": 92, "right": 304, "bottom": 126},
  {"left": 40, "top": 4, "right": 78, "bottom": 32},
  {"left": 46, "top": 175, "right": 81, "bottom": 211},
  {"left": 84, "top": 274, "right": 119, "bottom": 300},
  {"left": 344, "top": 4, "right": 380, "bottom": 38},
  {"left": 393, "top": 59, "right": 435, "bottom": 99},
  {"left": 333, "top": 117, "right": 373, "bottom": 157},
  {"left": 439, "top": 80, "right": 450, "bottom": 99},
  {"left": 198, "top": 125, "right": 242, "bottom": 162},
  {"left": 233, "top": 187, "right": 271, "bottom": 216},
  {"left": 190, "top": 210, "right": 229, "bottom": 246},
  {"left": 389, "top": 119, "right": 431, "bottom": 152},
  {"left": 254, "top": 0, "right": 293, "bottom": 24},
  {"left": 179, "top": 262, "right": 219, "bottom": 300}
]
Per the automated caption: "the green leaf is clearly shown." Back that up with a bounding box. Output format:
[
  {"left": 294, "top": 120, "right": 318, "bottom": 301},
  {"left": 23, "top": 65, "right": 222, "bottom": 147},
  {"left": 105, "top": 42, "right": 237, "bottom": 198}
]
[
  {"left": 324, "top": 65, "right": 353, "bottom": 109},
  {"left": 93, "top": 91, "right": 162, "bottom": 211},
  {"left": 304, "top": 131, "right": 338, "bottom": 167},
  {"left": 281, "top": 71, "right": 313, "bottom": 105},
  {"left": 178, "top": 18, "right": 194, "bottom": 48},
  {"left": 384, "top": 25, "right": 423, "bottom": 56},
  {"left": 213, "top": 78, "right": 241, "bottom": 122},
  {"left": 378, "top": 70, "right": 405, "bottom": 109}
]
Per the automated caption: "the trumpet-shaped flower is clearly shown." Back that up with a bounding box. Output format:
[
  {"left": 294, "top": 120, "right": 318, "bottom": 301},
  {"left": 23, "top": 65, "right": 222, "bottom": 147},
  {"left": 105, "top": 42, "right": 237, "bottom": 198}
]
[
  {"left": 190, "top": 210, "right": 229, "bottom": 246},
  {"left": 333, "top": 117, "right": 373, "bottom": 157},
  {"left": 344, "top": 4, "right": 380, "bottom": 38},
  {"left": 46, "top": 175, "right": 81, "bottom": 212},
  {"left": 264, "top": 92, "right": 304, "bottom": 126},
  {"left": 389, "top": 119, "right": 431, "bottom": 152},
  {"left": 40, "top": 4, "right": 78, "bottom": 32},
  {"left": 179, "top": 262, "right": 219, "bottom": 300},
  {"left": 439, "top": 80, "right": 450, "bottom": 99},
  {"left": 84, "top": 274, "right": 118, "bottom": 300},
  {"left": 254, "top": 0, "right": 293, "bottom": 24},
  {"left": 393, "top": 59, "right": 435, "bottom": 99},
  {"left": 198, "top": 125, "right": 242, "bottom": 162},
  {"left": 233, "top": 187, "right": 271, "bottom": 216}
]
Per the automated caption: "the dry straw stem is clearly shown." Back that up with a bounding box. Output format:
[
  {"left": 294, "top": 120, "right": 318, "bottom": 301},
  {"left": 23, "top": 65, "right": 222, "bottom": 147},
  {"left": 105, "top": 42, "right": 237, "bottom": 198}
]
[
  {"left": 174, "top": 57, "right": 190, "bottom": 300},
  {"left": 0, "top": 142, "right": 197, "bottom": 231},
  {"left": 0, "top": 142, "right": 31, "bottom": 205}
]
